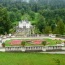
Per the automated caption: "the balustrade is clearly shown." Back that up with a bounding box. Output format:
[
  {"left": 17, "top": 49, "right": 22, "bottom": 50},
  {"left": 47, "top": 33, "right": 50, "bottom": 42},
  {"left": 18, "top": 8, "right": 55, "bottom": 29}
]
[{"left": 5, "top": 46, "right": 63, "bottom": 52}]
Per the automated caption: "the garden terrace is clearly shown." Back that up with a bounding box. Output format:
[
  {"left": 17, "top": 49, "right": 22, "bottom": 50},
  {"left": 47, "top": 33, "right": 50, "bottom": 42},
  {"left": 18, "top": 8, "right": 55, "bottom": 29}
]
[{"left": 4, "top": 39, "right": 63, "bottom": 46}]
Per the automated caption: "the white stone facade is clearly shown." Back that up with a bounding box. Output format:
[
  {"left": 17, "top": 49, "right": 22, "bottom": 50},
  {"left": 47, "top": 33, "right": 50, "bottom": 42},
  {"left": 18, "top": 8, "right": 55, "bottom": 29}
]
[
  {"left": 19, "top": 20, "right": 32, "bottom": 28},
  {"left": 16, "top": 20, "right": 33, "bottom": 36}
]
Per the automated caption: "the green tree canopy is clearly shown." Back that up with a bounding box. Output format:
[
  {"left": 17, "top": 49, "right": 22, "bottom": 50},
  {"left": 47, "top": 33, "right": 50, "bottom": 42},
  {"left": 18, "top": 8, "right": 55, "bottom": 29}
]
[{"left": 0, "top": 7, "right": 12, "bottom": 34}]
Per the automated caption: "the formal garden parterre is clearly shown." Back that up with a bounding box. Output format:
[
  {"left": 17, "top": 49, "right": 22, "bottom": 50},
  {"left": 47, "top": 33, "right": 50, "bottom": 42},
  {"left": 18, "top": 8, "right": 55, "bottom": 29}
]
[{"left": 4, "top": 39, "right": 63, "bottom": 46}]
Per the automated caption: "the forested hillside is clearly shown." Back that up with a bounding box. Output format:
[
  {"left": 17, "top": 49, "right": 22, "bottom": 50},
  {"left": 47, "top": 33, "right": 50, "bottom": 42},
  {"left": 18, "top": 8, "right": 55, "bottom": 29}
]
[{"left": 0, "top": 0, "right": 65, "bottom": 35}]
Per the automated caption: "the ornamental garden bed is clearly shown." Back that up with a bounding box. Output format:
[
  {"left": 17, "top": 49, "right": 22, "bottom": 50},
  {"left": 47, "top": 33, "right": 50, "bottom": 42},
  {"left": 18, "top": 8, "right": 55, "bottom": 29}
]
[{"left": 4, "top": 39, "right": 63, "bottom": 46}]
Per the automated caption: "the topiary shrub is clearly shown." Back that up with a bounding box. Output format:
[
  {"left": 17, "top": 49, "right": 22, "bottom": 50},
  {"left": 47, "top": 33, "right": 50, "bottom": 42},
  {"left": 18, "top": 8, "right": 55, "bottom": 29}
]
[
  {"left": 2, "top": 43, "right": 5, "bottom": 47},
  {"left": 21, "top": 41, "right": 26, "bottom": 47},
  {"left": 42, "top": 41, "right": 47, "bottom": 46}
]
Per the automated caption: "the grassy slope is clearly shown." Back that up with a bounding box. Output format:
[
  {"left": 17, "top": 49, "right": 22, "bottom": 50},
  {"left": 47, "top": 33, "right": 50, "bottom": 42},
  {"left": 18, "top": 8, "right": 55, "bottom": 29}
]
[{"left": 0, "top": 52, "right": 65, "bottom": 65}]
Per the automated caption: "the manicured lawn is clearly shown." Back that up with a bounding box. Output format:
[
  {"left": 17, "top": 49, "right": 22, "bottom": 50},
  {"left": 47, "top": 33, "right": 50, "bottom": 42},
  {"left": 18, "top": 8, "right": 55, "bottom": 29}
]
[
  {"left": 5, "top": 40, "right": 11, "bottom": 46},
  {"left": 0, "top": 52, "right": 65, "bottom": 65},
  {"left": 45, "top": 39, "right": 62, "bottom": 45},
  {"left": 5, "top": 39, "right": 63, "bottom": 46}
]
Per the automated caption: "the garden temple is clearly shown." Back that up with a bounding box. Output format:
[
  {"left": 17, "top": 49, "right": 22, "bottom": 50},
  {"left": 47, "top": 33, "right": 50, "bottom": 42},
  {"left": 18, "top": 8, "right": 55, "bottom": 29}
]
[{"left": 15, "top": 20, "right": 34, "bottom": 37}]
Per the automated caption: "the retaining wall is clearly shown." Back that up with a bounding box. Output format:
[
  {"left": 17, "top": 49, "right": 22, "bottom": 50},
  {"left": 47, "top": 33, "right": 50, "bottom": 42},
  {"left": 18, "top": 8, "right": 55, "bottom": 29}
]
[{"left": 3, "top": 46, "right": 64, "bottom": 52}]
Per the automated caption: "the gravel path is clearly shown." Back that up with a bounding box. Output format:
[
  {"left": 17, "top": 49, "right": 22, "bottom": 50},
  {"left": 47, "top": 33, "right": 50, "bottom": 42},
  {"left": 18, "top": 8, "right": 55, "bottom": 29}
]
[
  {"left": 3, "top": 36, "right": 65, "bottom": 42},
  {"left": 40, "top": 51, "right": 65, "bottom": 54}
]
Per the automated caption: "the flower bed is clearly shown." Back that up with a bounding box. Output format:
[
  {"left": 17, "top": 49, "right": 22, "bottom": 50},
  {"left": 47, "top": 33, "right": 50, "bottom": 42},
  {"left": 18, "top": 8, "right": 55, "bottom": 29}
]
[{"left": 10, "top": 40, "right": 22, "bottom": 45}]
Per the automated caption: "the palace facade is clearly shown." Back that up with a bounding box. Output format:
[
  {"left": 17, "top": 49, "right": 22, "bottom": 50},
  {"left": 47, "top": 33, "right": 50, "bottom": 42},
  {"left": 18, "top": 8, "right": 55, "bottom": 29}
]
[{"left": 15, "top": 20, "right": 34, "bottom": 37}]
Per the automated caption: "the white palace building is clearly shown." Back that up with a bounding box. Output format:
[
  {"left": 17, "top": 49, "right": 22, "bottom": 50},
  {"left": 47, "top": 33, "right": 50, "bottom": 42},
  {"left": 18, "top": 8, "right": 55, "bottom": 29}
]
[{"left": 16, "top": 20, "right": 34, "bottom": 37}]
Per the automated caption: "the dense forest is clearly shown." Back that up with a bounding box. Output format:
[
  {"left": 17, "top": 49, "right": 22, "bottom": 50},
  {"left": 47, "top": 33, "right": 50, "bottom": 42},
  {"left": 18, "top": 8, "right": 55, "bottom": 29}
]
[{"left": 0, "top": 0, "right": 65, "bottom": 35}]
